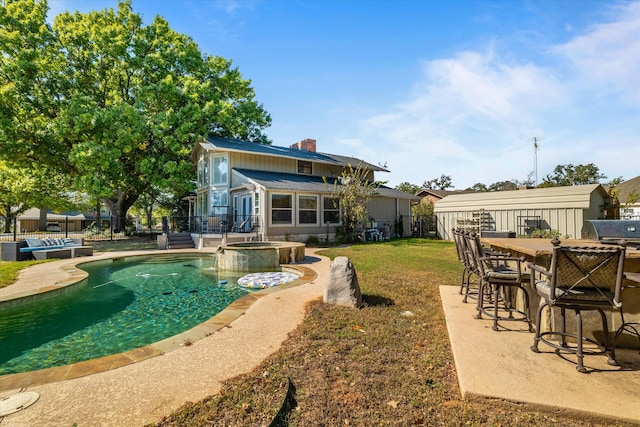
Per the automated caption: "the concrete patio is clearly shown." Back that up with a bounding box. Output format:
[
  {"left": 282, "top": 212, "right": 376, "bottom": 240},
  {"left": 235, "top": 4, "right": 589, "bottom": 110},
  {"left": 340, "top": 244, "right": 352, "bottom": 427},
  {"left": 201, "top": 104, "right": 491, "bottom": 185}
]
[{"left": 441, "top": 285, "right": 640, "bottom": 425}]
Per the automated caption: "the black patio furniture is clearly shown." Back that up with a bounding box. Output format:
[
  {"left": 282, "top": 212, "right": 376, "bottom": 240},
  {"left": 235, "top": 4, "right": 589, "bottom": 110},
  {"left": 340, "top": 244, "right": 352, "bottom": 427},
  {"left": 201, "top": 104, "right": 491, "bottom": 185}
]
[
  {"left": 452, "top": 228, "right": 477, "bottom": 302},
  {"left": 529, "top": 239, "right": 627, "bottom": 372},
  {"left": 614, "top": 271, "right": 640, "bottom": 349},
  {"left": 467, "top": 232, "right": 532, "bottom": 331}
]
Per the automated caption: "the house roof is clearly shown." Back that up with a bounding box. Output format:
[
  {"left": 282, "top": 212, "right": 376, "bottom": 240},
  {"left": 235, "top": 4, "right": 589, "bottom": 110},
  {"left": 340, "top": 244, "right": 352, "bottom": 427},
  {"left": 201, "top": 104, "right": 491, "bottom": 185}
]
[
  {"left": 618, "top": 175, "right": 640, "bottom": 204},
  {"left": 194, "top": 136, "right": 388, "bottom": 172},
  {"left": 234, "top": 169, "right": 418, "bottom": 200},
  {"left": 434, "top": 183, "right": 609, "bottom": 212},
  {"left": 416, "top": 188, "right": 474, "bottom": 199}
]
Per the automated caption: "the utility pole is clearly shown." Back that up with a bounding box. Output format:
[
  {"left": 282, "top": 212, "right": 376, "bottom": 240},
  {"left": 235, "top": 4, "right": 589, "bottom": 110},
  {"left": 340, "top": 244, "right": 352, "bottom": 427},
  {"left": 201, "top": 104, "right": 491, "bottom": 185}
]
[{"left": 533, "top": 137, "right": 539, "bottom": 186}]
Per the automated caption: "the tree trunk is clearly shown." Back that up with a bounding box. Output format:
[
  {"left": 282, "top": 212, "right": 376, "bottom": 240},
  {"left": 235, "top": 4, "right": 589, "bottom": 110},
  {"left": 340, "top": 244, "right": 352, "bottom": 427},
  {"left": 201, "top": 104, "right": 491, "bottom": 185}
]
[
  {"left": 2, "top": 205, "right": 11, "bottom": 233},
  {"left": 39, "top": 207, "right": 47, "bottom": 231},
  {"left": 106, "top": 192, "right": 139, "bottom": 233},
  {"left": 146, "top": 206, "right": 153, "bottom": 231}
]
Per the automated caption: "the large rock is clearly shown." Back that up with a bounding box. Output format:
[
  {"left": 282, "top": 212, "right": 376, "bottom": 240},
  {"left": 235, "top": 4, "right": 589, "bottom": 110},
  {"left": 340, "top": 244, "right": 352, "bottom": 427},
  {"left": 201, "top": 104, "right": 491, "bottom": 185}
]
[{"left": 324, "top": 256, "right": 363, "bottom": 308}]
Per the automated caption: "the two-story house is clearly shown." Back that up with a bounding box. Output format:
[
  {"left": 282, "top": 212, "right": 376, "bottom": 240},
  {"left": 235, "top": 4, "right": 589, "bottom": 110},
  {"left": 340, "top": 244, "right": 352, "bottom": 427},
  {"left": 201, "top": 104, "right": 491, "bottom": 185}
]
[{"left": 190, "top": 137, "right": 418, "bottom": 243}]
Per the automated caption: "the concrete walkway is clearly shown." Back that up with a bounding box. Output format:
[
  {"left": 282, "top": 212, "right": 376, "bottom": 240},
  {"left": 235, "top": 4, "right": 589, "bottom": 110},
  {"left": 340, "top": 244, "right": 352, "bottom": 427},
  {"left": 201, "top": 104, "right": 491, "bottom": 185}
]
[
  {"left": 0, "top": 249, "right": 329, "bottom": 427},
  {"left": 441, "top": 285, "right": 640, "bottom": 425}
]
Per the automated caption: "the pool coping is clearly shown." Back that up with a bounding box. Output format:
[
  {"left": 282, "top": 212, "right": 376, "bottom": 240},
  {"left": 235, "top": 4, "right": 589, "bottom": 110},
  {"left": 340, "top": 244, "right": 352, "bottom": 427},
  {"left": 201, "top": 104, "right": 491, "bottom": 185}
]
[{"left": 0, "top": 249, "right": 318, "bottom": 392}]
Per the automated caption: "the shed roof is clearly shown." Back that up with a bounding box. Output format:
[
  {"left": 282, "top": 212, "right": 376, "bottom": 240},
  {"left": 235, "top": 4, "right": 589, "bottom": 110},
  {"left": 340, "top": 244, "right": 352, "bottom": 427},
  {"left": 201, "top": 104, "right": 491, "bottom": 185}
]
[
  {"left": 434, "top": 183, "right": 609, "bottom": 212},
  {"left": 234, "top": 169, "right": 418, "bottom": 200}
]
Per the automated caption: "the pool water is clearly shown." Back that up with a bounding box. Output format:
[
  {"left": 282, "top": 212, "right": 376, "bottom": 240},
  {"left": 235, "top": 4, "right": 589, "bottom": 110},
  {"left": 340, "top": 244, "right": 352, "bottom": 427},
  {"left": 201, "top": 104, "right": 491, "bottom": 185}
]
[{"left": 0, "top": 254, "right": 252, "bottom": 375}]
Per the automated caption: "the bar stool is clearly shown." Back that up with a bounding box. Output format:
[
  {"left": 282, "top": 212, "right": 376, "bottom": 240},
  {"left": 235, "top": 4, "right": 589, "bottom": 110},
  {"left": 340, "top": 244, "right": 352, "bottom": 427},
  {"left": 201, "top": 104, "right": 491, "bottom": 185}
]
[{"left": 467, "top": 232, "right": 532, "bottom": 331}]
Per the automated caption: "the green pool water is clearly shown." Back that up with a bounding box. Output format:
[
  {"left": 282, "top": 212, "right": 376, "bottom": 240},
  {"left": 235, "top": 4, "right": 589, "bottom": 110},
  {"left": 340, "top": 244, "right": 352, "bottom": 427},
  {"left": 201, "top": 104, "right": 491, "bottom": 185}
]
[{"left": 0, "top": 254, "right": 252, "bottom": 375}]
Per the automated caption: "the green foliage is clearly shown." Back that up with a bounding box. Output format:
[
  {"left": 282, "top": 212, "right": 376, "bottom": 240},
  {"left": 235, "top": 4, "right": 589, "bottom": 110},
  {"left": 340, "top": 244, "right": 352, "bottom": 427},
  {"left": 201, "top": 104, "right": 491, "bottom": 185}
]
[
  {"left": 324, "top": 162, "right": 381, "bottom": 243},
  {"left": 466, "top": 182, "right": 488, "bottom": 192},
  {"left": 0, "top": 0, "right": 271, "bottom": 231},
  {"left": 487, "top": 180, "right": 520, "bottom": 191},
  {"left": 305, "top": 235, "right": 321, "bottom": 246},
  {"left": 423, "top": 174, "right": 452, "bottom": 190},
  {"left": 394, "top": 181, "right": 420, "bottom": 195},
  {"left": 627, "top": 190, "right": 640, "bottom": 206},
  {"left": 524, "top": 228, "right": 566, "bottom": 239},
  {"left": 539, "top": 163, "right": 606, "bottom": 187}
]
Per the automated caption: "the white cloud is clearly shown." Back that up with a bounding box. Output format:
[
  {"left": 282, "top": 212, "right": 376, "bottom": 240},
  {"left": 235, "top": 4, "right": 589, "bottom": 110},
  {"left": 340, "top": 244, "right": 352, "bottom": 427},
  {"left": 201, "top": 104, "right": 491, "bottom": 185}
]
[
  {"left": 352, "top": 2, "right": 640, "bottom": 189},
  {"left": 356, "top": 48, "right": 564, "bottom": 188},
  {"left": 552, "top": 1, "right": 640, "bottom": 102}
]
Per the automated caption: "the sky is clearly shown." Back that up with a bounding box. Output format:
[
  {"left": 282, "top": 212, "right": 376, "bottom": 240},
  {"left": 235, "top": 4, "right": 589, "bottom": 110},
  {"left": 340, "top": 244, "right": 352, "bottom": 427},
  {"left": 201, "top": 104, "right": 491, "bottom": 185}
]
[{"left": 46, "top": 0, "right": 640, "bottom": 190}]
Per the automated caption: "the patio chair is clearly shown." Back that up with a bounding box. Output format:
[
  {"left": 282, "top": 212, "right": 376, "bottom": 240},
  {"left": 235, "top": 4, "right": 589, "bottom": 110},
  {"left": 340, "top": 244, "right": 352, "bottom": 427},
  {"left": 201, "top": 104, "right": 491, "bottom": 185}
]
[
  {"left": 529, "top": 239, "right": 627, "bottom": 373},
  {"left": 466, "top": 232, "right": 531, "bottom": 332},
  {"left": 452, "top": 228, "right": 472, "bottom": 298},
  {"left": 231, "top": 219, "right": 249, "bottom": 233}
]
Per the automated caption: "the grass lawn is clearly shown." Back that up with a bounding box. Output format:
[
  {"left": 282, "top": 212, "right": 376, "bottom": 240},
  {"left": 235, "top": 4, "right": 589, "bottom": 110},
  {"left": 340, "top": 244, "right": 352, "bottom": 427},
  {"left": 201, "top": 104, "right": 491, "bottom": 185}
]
[
  {"left": 152, "top": 239, "right": 609, "bottom": 426},
  {"left": 0, "top": 259, "right": 52, "bottom": 289}
]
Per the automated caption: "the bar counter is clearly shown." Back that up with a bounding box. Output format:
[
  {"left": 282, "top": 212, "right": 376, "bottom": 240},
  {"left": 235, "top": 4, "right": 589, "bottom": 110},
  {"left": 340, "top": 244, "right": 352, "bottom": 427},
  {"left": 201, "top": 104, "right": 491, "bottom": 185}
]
[{"left": 481, "top": 238, "right": 640, "bottom": 348}]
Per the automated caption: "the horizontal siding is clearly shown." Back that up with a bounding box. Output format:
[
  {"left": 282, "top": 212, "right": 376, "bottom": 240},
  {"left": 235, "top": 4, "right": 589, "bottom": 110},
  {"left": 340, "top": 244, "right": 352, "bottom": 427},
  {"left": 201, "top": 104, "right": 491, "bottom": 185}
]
[
  {"left": 229, "top": 152, "right": 345, "bottom": 180},
  {"left": 230, "top": 151, "right": 294, "bottom": 174}
]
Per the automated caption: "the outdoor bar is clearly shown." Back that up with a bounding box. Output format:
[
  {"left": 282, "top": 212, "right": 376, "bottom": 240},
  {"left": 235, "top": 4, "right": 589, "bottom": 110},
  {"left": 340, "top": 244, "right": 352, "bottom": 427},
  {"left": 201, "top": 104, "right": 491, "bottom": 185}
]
[{"left": 481, "top": 235, "right": 640, "bottom": 349}]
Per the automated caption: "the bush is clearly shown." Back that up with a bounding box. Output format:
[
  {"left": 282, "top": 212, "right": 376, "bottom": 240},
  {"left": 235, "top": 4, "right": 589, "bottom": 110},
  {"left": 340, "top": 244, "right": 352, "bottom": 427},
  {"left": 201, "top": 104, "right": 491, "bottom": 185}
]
[
  {"left": 526, "top": 228, "right": 568, "bottom": 239},
  {"left": 305, "top": 235, "right": 321, "bottom": 246}
]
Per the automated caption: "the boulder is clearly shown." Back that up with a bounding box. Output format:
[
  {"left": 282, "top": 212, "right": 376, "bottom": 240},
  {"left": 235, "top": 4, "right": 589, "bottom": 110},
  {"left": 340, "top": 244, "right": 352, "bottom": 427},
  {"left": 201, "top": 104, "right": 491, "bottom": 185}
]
[{"left": 324, "top": 256, "right": 363, "bottom": 308}]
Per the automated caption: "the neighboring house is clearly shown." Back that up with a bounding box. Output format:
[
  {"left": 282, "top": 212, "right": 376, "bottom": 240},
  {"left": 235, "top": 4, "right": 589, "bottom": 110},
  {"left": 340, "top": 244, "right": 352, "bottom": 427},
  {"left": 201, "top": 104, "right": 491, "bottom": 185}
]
[
  {"left": 16, "top": 208, "right": 86, "bottom": 232},
  {"left": 190, "top": 137, "right": 418, "bottom": 243},
  {"left": 434, "top": 184, "right": 612, "bottom": 240},
  {"left": 617, "top": 175, "right": 640, "bottom": 220},
  {"left": 416, "top": 188, "right": 474, "bottom": 205}
]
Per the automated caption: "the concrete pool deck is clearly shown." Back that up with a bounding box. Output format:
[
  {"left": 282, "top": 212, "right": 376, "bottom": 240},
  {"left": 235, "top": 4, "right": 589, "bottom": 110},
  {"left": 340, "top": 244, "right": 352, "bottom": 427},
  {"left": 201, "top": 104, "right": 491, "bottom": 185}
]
[{"left": 0, "top": 248, "right": 328, "bottom": 426}]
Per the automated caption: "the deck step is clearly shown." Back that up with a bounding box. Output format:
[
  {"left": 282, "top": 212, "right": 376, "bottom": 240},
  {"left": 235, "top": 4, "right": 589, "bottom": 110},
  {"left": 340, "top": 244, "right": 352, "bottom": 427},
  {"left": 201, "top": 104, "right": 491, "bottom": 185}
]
[{"left": 166, "top": 233, "right": 195, "bottom": 249}]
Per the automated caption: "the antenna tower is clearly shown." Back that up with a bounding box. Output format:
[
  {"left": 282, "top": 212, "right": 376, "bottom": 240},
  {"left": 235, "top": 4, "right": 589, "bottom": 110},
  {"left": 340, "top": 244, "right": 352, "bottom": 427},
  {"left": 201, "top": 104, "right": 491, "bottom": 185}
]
[{"left": 533, "top": 137, "right": 539, "bottom": 186}]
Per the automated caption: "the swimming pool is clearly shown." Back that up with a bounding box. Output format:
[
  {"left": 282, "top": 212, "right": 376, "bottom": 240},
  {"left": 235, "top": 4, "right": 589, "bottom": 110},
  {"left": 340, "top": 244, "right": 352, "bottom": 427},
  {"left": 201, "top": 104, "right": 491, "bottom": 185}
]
[{"left": 0, "top": 254, "right": 261, "bottom": 375}]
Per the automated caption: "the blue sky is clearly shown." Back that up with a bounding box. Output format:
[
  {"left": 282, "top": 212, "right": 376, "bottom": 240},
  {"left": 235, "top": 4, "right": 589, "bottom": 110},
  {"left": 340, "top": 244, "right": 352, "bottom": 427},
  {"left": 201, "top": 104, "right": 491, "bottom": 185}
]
[{"left": 47, "top": 0, "right": 640, "bottom": 189}]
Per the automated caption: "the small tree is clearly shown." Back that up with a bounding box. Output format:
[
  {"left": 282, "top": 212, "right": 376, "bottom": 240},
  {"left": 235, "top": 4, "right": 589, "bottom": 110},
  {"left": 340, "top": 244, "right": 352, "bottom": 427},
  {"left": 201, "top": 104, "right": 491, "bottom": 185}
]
[
  {"left": 539, "top": 163, "right": 606, "bottom": 187},
  {"left": 423, "top": 174, "right": 452, "bottom": 190},
  {"left": 325, "top": 162, "right": 381, "bottom": 242}
]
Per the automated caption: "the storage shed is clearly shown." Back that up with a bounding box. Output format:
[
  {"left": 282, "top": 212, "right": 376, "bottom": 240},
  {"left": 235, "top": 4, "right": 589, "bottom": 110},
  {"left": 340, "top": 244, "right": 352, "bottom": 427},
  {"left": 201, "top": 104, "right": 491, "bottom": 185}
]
[{"left": 434, "top": 184, "right": 611, "bottom": 240}]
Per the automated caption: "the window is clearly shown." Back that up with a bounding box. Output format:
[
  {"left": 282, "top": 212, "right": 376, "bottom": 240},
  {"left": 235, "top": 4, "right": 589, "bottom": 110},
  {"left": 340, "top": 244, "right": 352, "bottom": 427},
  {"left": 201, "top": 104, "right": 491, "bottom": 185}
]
[
  {"left": 298, "top": 195, "right": 318, "bottom": 225},
  {"left": 297, "top": 160, "right": 312, "bottom": 174},
  {"left": 197, "top": 192, "right": 208, "bottom": 217},
  {"left": 197, "top": 158, "right": 209, "bottom": 187},
  {"left": 271, "top": 194, "right": 293, "bottom": 225},
  {"left": 212, "top": 155, "right": 228, "bottom": 185},
  {"left": 254, "top": 192, "right": 260, "bottom": 216},
  {"left": 233, "top": 195, "right": 238, "bottom": 219},
  {"left": 210, "top": 190, "right": 228, "bottom": 215},
  {"left": 323, "top": 196, "right": 340, "bottom": 224}
]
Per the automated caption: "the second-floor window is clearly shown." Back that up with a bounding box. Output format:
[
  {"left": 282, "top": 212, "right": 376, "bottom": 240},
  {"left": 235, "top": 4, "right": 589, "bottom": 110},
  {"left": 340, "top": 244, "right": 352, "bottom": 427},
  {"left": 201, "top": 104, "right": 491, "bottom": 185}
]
[
  {"left": 297, "top": 160, "right": 312, "bottom": 175},
  {"left": 212, "top": 154, "right": 228, "bottom": 185}
]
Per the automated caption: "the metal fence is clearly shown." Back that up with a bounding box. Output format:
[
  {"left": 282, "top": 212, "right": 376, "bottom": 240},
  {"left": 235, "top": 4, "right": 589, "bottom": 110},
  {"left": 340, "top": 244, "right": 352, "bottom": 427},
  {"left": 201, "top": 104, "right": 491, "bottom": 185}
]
[
  {"left": 0, "top": 216, "right": 127, "bottom": 242},
  {"left": 166, "top": 214, "right": 261, "bottom": 235}
]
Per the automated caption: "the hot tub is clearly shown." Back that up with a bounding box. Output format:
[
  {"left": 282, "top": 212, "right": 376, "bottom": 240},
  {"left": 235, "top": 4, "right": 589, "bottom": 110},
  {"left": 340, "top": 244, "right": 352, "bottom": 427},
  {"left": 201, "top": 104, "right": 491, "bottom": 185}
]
[{"left": 216, "top": 241, "right": 305, "bottom": 272}]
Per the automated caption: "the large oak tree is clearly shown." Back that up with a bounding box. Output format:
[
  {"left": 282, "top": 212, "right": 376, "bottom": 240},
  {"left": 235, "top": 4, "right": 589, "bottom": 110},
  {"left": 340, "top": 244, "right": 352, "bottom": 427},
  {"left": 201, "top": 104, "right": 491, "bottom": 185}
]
[{"left": 0, "top": 0, "right": 271, "bottom": 231}]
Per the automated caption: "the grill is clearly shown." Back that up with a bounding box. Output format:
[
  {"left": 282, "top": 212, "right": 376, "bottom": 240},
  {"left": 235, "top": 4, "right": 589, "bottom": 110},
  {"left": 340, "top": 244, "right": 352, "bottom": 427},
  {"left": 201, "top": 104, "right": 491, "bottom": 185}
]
[{"left": 582, "top": 220, "right": 640, "bottom": 249}]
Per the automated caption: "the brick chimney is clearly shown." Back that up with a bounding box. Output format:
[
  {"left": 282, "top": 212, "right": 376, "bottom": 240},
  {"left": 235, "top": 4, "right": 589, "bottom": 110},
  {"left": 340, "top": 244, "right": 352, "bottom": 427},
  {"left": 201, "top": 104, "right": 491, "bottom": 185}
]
[{"left": 290, "top": 138, "right": 316, "bottom": 152}]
